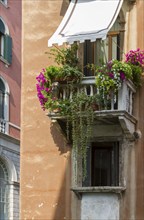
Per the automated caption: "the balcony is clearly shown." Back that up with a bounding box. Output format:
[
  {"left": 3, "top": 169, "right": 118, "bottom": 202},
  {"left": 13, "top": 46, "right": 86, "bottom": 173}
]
[{"left": 48, "top": 76, "right": 137, "bottom": 140}]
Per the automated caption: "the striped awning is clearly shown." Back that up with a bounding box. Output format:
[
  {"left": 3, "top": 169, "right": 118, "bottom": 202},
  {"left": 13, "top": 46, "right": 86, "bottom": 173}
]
[{"left": 48, "top": 0, "right": 123, "bottom": 47}]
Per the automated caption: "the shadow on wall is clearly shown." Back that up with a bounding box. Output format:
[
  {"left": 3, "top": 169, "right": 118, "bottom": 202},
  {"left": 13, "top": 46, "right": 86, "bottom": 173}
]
[
  {"left": 49, "top": 120, "right": 72, "bottom": 220},
  {"left": 50, "top": 121, "right": 72, "bottom": 155},
  {"left": 60, "top": 0, "right": 69, "bottom": 16}
]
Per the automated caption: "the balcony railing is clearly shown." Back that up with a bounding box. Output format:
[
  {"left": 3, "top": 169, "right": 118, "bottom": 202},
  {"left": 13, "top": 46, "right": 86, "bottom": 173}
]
[
  {"left": 52, "top": 76, "right": 136, "bottom": 115},
  {"left": 0, "top": 118, "right": 6, "bottom": 133}
]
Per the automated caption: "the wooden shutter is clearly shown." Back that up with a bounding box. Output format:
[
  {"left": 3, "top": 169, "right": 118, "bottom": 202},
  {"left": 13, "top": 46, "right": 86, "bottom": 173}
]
[{"left": 4, "top": 34, "right": 12, "bottom": 64}]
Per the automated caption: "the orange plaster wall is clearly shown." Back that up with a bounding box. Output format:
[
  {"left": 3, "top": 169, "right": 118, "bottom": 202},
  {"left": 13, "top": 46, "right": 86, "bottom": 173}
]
[{"left": 20, "top": 1, "right": 71, "bottom": 219}]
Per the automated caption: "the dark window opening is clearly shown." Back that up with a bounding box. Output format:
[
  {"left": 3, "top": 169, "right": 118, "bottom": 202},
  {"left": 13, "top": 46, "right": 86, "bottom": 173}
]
[
  {"left": 83, "top": 40, "right": 94, "bottom": 76},
  {"left": 91, "top": 142, "right": 119, "bottom": 186},
  {"left": 83, "top": 32, "right": 121, "bottom": 77},
  {"left": 83, "top": 142, "right": 119, "bottom": 187}
]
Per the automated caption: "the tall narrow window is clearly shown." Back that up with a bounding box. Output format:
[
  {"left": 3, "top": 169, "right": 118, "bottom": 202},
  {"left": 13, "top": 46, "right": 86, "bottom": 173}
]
[
  {"left": 0, "top": 79, "right": 5, "bottom": 119},
  {"left": 0, "top": 78, "right": 9, "bottom": 134},
  {"left": 0, "top": 159, "right": 9, "bottom": 220},
  {"left": 0, "top": 19, "right": 5, "bottom": 57}
]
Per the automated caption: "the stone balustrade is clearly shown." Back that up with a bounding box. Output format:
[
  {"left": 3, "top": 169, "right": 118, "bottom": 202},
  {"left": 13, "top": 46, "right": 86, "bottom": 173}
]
[{"left": 52, "top": 76, "right": 136, "bottom": 115}]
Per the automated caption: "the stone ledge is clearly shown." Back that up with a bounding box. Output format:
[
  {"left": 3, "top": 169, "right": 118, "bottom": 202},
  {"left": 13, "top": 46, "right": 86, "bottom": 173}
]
[{"left": 71, "top": 186, "right": 126, "bottom": 199}]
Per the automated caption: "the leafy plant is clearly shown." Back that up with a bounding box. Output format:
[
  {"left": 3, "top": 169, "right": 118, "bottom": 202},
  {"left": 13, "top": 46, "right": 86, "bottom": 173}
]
[
  {"left": 44, "top": 44, "right": 83, "bottom": 83},
  {"left": 49, "top": 44, "right": 79, "bottom": 67},
  {"left": 65, "top": 92, "right": 98, "bottom": 179},
  {"left": 94, "top": 60, "right": 132, "bottom": 95}
]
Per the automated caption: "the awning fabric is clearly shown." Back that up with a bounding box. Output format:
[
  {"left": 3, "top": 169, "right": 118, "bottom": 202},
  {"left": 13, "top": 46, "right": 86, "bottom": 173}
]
[{"left": 48, "top": 0, "right": 123, "bottom": 47}]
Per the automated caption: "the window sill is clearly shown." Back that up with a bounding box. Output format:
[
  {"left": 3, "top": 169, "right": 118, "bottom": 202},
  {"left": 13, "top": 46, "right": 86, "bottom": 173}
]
[
  {"left": 71, "top": 186, "right": 126, "bottom": 199},
  {"left": 0, "top": 56, "right": 10, "bottom": 66}
]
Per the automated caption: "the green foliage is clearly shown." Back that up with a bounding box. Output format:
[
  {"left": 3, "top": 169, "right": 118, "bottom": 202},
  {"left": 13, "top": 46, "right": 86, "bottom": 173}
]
[
  {"left": 45, "top": 66, "right": 62, "bottom": 83},
  {"left": 49, "top": 44, "right": 79, "bottom": 67},
  {"left": 128, "top": 63, "right": 143, "bottom": 87},
  {"left": 94, "top": 60, "right": 133, "bottom": 95},
  {"left": 45, "top": 44, "right": 83, "bottom": 83},
  {"left": 65, "top": 92, "right": 100, "bottom": 179}
]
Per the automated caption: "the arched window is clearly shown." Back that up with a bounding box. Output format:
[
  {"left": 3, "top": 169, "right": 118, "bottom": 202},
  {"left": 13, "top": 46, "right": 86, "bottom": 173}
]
[
  {"left": 0, "top": 159, "right": 9, "bottom": 220},
  {"left": 0, "top": 0, "right": 7, "bottom": 6},
  {"left": 0, "top": 77, "right": 9, "bottom": 133},
  {"left": 0, "top": 18, "right": 12, "bottom": 64}
]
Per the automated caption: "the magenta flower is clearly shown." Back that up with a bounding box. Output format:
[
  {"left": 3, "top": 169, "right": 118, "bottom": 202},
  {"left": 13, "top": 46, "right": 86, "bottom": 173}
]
[
  {"left": 120, "top": 72, "right": 125, "bottom": 81},
  {"left": 36, "top": 69, "right": 51, "bottom": 110},
  {"left": 125, "top": 48, "right": 144, "bottom": 66},
  {"left": 108, "top": 72, "right": 114, "bottom": 78}
]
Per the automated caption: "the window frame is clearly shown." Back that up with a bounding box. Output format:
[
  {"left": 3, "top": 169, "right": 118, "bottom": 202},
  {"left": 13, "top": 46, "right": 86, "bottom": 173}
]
[{"left": 0, "top": 77, "right": 9, "bottom": 134}]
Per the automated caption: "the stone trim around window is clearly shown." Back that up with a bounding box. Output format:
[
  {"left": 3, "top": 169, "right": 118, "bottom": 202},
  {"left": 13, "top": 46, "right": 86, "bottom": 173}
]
[{"left": 71, "top": 186, "right": 126, "bottom": 199}]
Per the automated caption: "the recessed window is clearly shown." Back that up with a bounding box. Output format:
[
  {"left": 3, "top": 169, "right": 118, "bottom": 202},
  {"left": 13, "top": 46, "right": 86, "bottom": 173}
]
[
  {"left": 83, "top": 142, "right": 119, "bottom": 187},
  {"left": 91, "top": 142, "right": 119, "bottom": 186}
]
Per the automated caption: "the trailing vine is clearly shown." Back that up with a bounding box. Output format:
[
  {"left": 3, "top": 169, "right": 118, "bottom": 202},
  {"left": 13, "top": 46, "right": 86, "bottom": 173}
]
[{"left": 65, "top": 92, "right": 96, "bottom": 180}]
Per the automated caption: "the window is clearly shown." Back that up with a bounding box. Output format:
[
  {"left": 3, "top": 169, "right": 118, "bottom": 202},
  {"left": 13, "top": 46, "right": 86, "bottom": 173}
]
[
  {"left": 0, "top": 77, "right": 9, "bottom": 134},
  {"left": 0, "top": 79, "right": 5, "bottom": 119},
  {"left": 0, "top": 18, "right": 12, "bottom": 64},
  {"left": 82, "top": 16, "right": 124, "bottom": 76},
  {"left": 0, "top": 0, "right": 7, "bottom": 6},
  {"left": 0, "top": 159, "right": 9, "bottom": 220},
  {"left": 83, "top": 142, "right": 119, "bottom": 187}
]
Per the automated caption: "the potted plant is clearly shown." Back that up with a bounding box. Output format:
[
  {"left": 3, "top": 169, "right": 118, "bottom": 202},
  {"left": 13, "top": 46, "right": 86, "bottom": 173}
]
[
  {"left": 45, "top": 44, "right": 83, "bottom": 83},
  {"left": 95, "top": 59, "right": 132, "bottom": 95}
]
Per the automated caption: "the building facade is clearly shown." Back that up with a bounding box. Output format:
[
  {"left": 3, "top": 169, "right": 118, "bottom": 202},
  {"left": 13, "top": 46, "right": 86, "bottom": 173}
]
[
  {"left": 0, "top": 0, "right": 21, "bottom": 219},
  {"left": 21, "top": 0, "right": 144, "bottom": 219}
]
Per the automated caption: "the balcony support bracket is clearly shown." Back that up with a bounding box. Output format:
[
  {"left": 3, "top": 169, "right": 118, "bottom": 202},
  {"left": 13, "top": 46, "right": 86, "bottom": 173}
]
[{"left": 118, "top": 115, "right": 136, "bottom": 141}]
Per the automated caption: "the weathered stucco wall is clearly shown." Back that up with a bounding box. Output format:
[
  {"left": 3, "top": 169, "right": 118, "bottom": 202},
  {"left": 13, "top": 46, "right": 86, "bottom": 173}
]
[
  {"left": 21, "top": 0, "right": 144, "bottom": 219},
  {"left": 21, "top": 1, "right": 71, "bottom": 219}
]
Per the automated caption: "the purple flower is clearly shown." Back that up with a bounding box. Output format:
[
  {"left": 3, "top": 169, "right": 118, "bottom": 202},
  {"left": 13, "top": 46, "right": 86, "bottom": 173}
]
[
  {"left": 36, "top": 69, "right": 51, "bottom": 110},
  {"left": 120, "top": 72, "right": 125, "bottom": 81},
  {"left": 108, "top": 72, "right": 114, "bottom": 78},
  {"left": 125, "top": 48, "right": 144, "bottom": 66}
]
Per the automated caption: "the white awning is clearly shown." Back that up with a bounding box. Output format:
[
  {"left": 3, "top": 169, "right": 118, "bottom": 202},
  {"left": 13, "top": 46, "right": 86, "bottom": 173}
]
[{"left": 48, "top": 0, "right": 123, "bottom": 47}]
